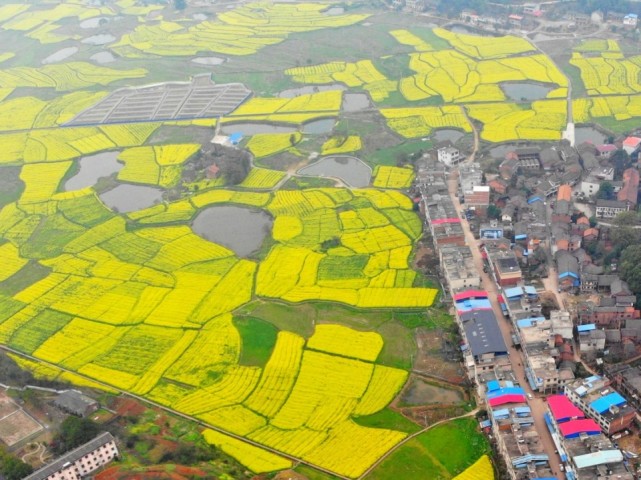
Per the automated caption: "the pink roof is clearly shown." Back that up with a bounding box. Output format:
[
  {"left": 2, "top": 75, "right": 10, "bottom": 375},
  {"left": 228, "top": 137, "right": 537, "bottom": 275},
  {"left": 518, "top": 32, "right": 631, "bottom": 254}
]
[
  {"left": 596, "top": 144, "right": 617, "bottom": 153},
  {"left": 559, "top": 418, "right": 600, "bottom": 438},
  {"left": 488, "top": 394, "right": 526, "bottom": 407},
  {"left": 431, "top": 218, "right": 461, "bottom": 225},
  {"left": 454, "top": 290, "right": 488, "bottom": 301},
  {"left": 547, "top": 395, "right": 585, "bottom": 422},
  {"left": 623, "top": 136, "right": 641, "bottom": 147}
]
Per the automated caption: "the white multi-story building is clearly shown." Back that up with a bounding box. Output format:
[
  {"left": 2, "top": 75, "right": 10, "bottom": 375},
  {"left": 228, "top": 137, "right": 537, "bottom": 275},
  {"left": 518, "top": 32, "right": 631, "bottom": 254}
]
[
  {"left": 25, "top": 432, "right": 119, "bottom": 480},
  {"left": 437, "top": 146, "right": 461, "bottom": 167}
]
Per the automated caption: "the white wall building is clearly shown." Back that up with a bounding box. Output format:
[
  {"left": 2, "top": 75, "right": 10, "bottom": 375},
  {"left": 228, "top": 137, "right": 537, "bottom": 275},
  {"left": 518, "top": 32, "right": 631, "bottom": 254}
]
[
  {"left": 25, "top": 432, "right": 119, "bottom": 480},
  {"left": 437, "top": 146, "right": 461, "bottom": 167}
]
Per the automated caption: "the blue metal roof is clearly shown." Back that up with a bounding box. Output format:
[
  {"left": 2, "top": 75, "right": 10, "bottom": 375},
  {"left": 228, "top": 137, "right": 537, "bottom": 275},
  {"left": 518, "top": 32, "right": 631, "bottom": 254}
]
[
  {"left": 573, "top": 450, "right": 623, "bottom": 469},
  {"left": 577, "top": 324, "right": 596, "bottom": 332},
  {"left": 524, "top": 286, "right": 537, "bottom": 295},
  {"left": 492, "top": 408, "right": 510, "bottom": 419},
  {"left": 516, "top": 317, "right": 546, "bottom": 328},
  {"left": 515, "top": 234, "right": 528, "bottom": 240},
  {"left": 229, "top": 132, "right": 243, "bottom": 143},
  {"left": 479, "top": 419, "right": 491, "bottom": 428},
  {"left": 456, "top": 299, "right": 492, "bottom": 312},
  {"left": 589, "top": 392, "right": 626, "bottom": 414},
  {"left": 504, "top": 286, "right": 524, "bottom": 298},
  {"left": 512, "top": 454, "right": 548, "bottom": 466},
  {"left": 559, "top": 271, "right": 579, "bottom": 279},
  {"left": 528, "top": 196, "right": 542, "bottom": 204},
  {"left": 515, "top": 406, "right": 531, "bottom": 414},
  {"left": 487, "top": 380, "right": 500, "bottom": 392},
  {"left": 487, "top": 387, "right": 525, "bottom": 399}
]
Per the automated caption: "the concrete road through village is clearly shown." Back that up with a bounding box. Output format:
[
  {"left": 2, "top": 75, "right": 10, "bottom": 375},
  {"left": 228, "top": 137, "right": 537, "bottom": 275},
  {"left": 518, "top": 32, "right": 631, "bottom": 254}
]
[{"left": 447, "top": 172, "right": 564, "bottom": 479}]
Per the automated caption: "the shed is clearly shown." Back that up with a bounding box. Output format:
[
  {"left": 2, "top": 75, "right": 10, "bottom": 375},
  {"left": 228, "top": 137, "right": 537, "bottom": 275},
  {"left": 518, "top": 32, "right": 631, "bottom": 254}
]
[{"left": 53, "top": 390, "right": 99, "bottom": 417}]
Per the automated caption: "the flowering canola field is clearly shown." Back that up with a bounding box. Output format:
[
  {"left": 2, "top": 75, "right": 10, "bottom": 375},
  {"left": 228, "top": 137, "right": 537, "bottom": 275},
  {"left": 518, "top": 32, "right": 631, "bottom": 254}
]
[{"left": 0, "top": 1, "right": 514, "bottom": 477}]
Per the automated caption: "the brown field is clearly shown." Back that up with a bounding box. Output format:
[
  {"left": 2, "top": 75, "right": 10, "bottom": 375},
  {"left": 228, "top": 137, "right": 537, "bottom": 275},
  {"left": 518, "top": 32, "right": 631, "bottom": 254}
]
[
  {"left": 0, "top": 392, "right": 19, "bottom": 419},
  {"left": 0, "top": 409, "right": 43, "bottom": 446}
]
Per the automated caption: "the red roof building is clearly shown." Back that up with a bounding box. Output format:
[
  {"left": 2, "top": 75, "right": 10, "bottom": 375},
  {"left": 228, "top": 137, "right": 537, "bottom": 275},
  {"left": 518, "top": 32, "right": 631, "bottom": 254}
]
[
  {"left": 558, "top": 418, "right": 601, "bottom": 438},
  {"left": 623, "top": 136, "right": 641, "bottom": 155},
  {"left": 557, "top": 184, "right": 572, "bottom": 202},
  {"left": 547, "top": 394, "right": 584, "bottom": 423},
  {"left": 617, "top": 168, "right": 639, "bottom": 207}
]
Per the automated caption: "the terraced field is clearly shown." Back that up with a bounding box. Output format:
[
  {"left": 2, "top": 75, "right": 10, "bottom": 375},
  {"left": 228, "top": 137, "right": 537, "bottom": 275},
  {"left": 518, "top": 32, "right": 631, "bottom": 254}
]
[{"left": 10, "top": 0, "right": 639, "bottom": 478}]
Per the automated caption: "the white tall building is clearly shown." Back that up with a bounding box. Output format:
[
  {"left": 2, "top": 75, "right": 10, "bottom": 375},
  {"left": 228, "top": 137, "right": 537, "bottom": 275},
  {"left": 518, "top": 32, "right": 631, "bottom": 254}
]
[{"left": 437, "top": 146, "right": 461, "bottom": 167}]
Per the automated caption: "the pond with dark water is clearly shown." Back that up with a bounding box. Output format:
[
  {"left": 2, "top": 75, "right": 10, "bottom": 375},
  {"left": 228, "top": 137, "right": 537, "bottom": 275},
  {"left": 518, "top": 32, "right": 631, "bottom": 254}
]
[
  {"left": 82, "top": 34, "right": 116, "bottom": 45},
  {"left": 99, "top": 184, "right": 163, "bottom": 213},
  {"left": 192, "top": 56, "right": 225, "bottom": 66},
  {"left": 302, "top": 118, "right": 334, "bottom": 134},
  {"left": 401, "top": 378, "right": 464, "bottom": 406},
  {"left": 298, "top": 155, "right": 371, "bottom": 187},
  {"left": 64, "top": 152, "right": 122, "bottom": 191},
  {"left": 575, "top": 126, "right": 607, "bottom": 145},
  {"left": 192, "top": 206, "right": 272, "bottom": 257},
  {"left": 90, "top": 51, "right": 115, "bottom": 64},
  {"left": 42, "top": 47, "right": 78, "bottom": 64},
  {"left": 342, "top": 93, "right": 370, "bottom": 112},
  {"left": 501, "top": 82, "right": 554, "bottom": 101}
]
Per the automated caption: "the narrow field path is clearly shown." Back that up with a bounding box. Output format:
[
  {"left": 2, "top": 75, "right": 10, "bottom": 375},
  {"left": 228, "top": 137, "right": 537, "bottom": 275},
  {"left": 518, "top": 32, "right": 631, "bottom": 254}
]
[{"left": 358, "top": 407, "right": 480, "bottom": 479}]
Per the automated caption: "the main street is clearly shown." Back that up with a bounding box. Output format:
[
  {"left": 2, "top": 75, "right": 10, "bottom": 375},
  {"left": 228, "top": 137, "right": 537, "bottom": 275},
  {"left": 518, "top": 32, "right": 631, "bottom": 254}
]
[{"left": 447, "top": 172, "right": 564, "bottom": 478}]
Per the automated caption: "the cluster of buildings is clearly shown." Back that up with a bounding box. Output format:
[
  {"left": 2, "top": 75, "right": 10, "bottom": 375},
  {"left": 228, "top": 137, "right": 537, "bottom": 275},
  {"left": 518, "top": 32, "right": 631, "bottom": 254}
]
[
  {"left": 419, "top": 130, "right": 641, "bottom": 476},
  {"left": 545, "top": 390, "right": 635, "bottom": 479}
]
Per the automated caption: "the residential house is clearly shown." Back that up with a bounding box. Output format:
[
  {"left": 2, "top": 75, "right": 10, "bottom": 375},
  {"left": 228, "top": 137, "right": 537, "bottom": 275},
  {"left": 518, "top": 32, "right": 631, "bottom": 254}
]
[
  {"left": 488, "top": 177, "right": 508, "bottom": 195},
  {"left": 577, "top": 298, "right": 640, "bottom": 329},
  {"left": 459, "top": 162, "right": 484, "bottom": 194},
  {"left": 595, "top": 199, "right": 629, "bottom": 218},
  {"left": 556, "top": 250, "right": 580, "bottom": 290},
  {"left": 622, "top": 136, "right": 641, "bottom": 156},
  {"left": 437, "top": 145, "right": 461, "bottom": 167},
  {"left": 53, "top": 391, "right": 99, "bottom": 418},
  {"left": 623, "top": 13, "right": 638, "bottom": 28},
  {"left": 564, "top": 376, "right": 637, "bottom": 435},
  {"left": 440, "top": 245, "right": 481, "bottom": 294},
  {"left": 611, "top": 365, "right": 641, "bottom": 411},
  {"left": 508, "top": 13, "right": 523, "bottom": 26},
  {"left": 577, "top": 324, "right": 607, "bottom": 353},
  {"left": 465, "top": 185, "right": 490, "bottom": 214},
  {"left": 596, "top": 144, "right": 617, "bottom": 158},
  {"left": 24, "top": 432, "right": 119, "bottom": 480},
  {"left": 617, "top": 167, "right": 639, "bottom": 207},
  {"left": 515, "top": 147, "right": 541, "bottom": 171},
  {"left": 487, "top": 248, "right": 522, "bottom": 287}
]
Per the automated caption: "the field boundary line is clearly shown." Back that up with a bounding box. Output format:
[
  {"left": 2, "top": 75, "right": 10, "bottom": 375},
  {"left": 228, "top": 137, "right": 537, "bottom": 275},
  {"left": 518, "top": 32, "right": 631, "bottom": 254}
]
[
  {"left": 358, "top": 407, "right": 480, "bottom": 479},
  {"left": 0, "top": 345, "right": 353, "bottom": 480}
]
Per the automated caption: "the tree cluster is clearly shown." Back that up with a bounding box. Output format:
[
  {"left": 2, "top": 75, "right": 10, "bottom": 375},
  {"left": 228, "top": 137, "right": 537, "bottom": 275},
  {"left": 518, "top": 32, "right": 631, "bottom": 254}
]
[
  {"left": 203, "top": 146, "right": 252, "bottom": 185},
  {"left": 51, "top": 416, "right": 102, "bottom": 455},
  {"left": 0, "top": 448, "right": 32, "bottom": 480}
]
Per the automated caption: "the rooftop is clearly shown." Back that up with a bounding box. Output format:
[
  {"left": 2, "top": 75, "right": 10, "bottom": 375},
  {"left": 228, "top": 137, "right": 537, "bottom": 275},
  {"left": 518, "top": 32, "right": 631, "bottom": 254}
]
[
  {"left": 24, "top": 432, "right": 116, "bottom": 480},
  {"left": 460, "top": 309, "right": 508, "bottom": 357}
]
